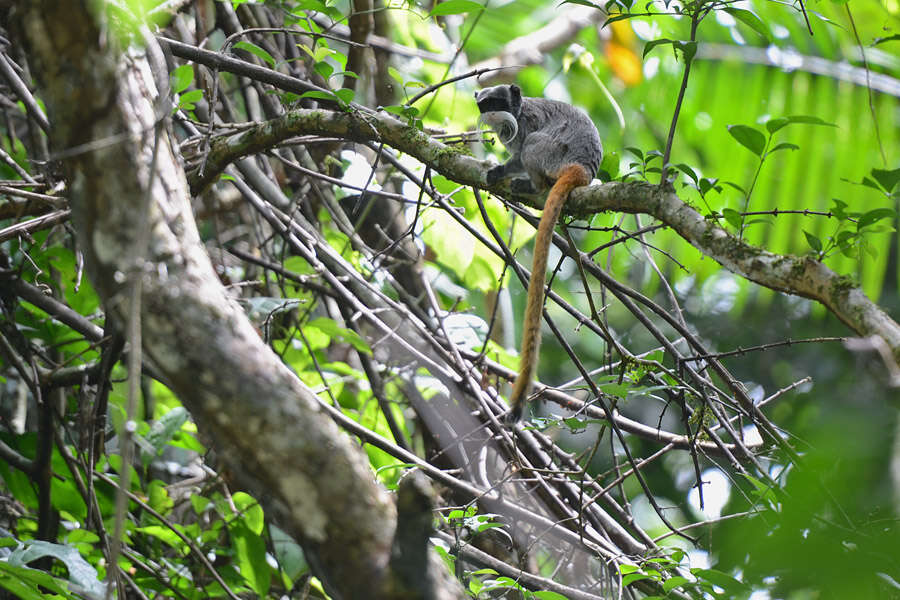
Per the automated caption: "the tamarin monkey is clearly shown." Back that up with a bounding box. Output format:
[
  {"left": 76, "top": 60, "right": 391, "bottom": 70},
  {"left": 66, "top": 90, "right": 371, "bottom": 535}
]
[{"left": 475, "top": 84, "right": 603, "bottom": 421}]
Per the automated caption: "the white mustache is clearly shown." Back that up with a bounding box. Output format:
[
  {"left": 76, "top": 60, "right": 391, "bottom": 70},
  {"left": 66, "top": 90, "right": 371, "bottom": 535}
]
[{"left": 477, "top": 111, "right": 518, "bottom": 145}]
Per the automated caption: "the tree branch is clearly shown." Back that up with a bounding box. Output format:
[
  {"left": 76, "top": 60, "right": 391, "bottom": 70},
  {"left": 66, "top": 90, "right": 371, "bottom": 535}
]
[{"left": 187, "top": 104, "right": 900, "bottom": 363}]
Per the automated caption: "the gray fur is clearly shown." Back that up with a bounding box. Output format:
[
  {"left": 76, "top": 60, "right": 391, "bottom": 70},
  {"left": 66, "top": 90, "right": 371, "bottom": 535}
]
[{"left": 475, "top": 84, "right": 602, "bottom": 194}]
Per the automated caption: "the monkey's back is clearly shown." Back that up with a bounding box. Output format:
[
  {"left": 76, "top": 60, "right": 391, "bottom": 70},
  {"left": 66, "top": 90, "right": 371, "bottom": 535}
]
[{"left": 516, "top": 97, "right": 603, "bottom": 182}]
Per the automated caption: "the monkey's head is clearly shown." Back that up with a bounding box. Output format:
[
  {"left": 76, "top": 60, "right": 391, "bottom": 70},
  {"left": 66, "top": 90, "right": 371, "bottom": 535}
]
[{"left": 475, "top": 84, "right": 522, "bottom": 146}]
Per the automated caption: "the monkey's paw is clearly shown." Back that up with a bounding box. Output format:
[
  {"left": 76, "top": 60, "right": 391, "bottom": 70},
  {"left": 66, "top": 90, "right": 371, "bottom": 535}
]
[{"left": 485, "top": 166, "right": 504, "bottom": 185}]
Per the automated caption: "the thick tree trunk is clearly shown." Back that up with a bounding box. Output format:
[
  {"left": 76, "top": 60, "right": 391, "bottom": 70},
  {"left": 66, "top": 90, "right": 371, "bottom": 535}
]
[{"left": 4, "top": 2, "right": 462, "bottom": 598}]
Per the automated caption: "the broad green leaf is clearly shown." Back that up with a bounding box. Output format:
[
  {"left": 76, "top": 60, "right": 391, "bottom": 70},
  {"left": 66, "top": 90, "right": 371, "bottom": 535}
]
[
  {"left": 765, "top": 117, "right": 789, "bottom": 134},
  {"left": 723, "top": 7, "right": 770, "bottom": 41},
  {"left": 334, "top": 88, "right": 355, "bottom": 105},
  {"left": 624, "top": 146, "right": 643, "bottom": 161},
  {"left": 8, "top": 539, "right": 105, "bottom": 598},
  {"left": 135, "top": 525, "right": 186, "bottom": 551},
  {"left": 177, "top": 89, "right": 203, "bottom": 111},
  {"left": 690, "top": 568, "right": 750, "bottom": 593},
  {"left": 300, "top": 90, "right": 339, "bottom": 103},
  {"left": 831, "top": 198, "right": 848, "bottom": 219},
  {"left": 643, "top": 38, "right": 676, "bottom": 59},
  {"left": 307, "top": 317, "right": 372, "bottom": 354},
  {"left": 663, "top": 575, "right": 691, "bottom": 592},
  {"left": 145, "top": 406, "right": 188, "bottom": 455},
  {"left": 533, "top": 591, "right": 571, "bottom": 599},
  {"left": 429, "top": 0, "right": 483, "bottom": 16},
  {"left": 170, "top": 64, "right": 193, "bottom": 94},
  {"left": 722, "top": 208, "right": 743, "bottom": 229},
  {"left": 231, "top": 522, "right": 271, "bottom": 597},
  {"left": 270, "top": 524, "right": 307, "bottom": 581},
  {"left": 727, "top": 124, "right": 766, "bottom": 157},
  {"left": 314, "top": 60, "right": 334, "bottom": 80},
  {"left": 804, "top": 231, "right": 822, "bottom": 252},
  {"left": 699, "top": 177, "right": 721, "bottom": 196},
  {"left": 233, "top": 491, "right": 265, "bottom": 535},
  {"left": 622, "top": 573, "right": 654, "bottom": 586},
  {"left": 233, "top": 41, "right": 276, "bottom": 68},
  {"left": 674, "top": 163, "right": 698, "bottom": 184},
  {"left": 857, "top": 208, "right": 896, "bottom": 230},
  {"left": 675, "top": 40, "right": 697, "bottom": 62},
  {"left": 0, "top": 561, "right": 72, "bottom": 599},
  {"left": 871, "top": 168, "right": 900, "bottom": 193},
  {"left": 50, "top": 477, "right": 87, "bottom": 520}
]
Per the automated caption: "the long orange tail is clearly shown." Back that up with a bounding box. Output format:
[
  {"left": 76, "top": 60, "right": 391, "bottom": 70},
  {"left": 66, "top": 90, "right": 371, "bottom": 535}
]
[{"left": 508, "top": 164, "right": 590, "bottom": 421}]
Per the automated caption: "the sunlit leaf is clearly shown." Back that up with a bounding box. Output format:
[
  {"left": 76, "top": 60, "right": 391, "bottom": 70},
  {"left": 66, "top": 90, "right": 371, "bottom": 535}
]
[
  {"left": 723, "top": 7, "right": 770, "bottom": 41},
  {"left": 727, "top": 124, "right": 766, "bottom": 156},
  {"left": 233, "top": 41, "right": 276, "bottom": 68},
  {"left": 429, "top": 0, "right": 483, "bottom": 16},
  {"left": 170, "top": 64, "right": 193, "bottom": 94}
]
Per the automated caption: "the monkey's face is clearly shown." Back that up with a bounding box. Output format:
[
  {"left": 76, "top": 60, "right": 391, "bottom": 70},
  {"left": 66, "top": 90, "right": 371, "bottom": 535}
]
[
  {"left": 475, "top": 85, "right": 522, "bottom": 146},
  {"left": 475, "top": 84, "right": 522, "bottom": 116}
]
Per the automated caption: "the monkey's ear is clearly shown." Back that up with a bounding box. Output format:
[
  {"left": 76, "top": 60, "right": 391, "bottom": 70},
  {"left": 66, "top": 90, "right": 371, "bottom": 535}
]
[{"left": 509, "top": 84, "right": 522, "bottom": 114}]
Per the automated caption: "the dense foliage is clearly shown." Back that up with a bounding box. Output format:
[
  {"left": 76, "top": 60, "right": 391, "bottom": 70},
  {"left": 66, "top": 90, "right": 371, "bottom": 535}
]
[{"left": 1, "top": 0, "right": 899, "bottom": 599}]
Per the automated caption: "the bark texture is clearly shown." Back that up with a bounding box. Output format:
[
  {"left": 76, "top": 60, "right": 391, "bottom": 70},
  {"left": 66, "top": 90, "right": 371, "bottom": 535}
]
[{"left": 5, "top": 2, "right": 462, "bottom": 598}]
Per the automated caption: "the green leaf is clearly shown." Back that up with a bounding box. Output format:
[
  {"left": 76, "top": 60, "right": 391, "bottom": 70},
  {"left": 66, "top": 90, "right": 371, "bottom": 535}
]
[
  {"left": 314, "top": 60, "right": 334, "bottom": 80},
  {"left": 765, "top": 117, "right": 789, "bottom": 134},
  {"left": 135, "top": 525, "right": 187, "bottom": 551},
  {"left": 334, "top": 88, "right": 355, "bottom": 105},
  {"left": 673, "top": 163, "right": 698, "bottom": 184},
  {"left": 50, "top": 476, "right": 87, "bottom": 520},
  {"left": 769, "top": 142, "right": 799, "bottom": 154},
  {"left": 723, "top": 7, "right": 770, "bottom": 41},
  {"left": 307, "top": 317, "right": 372, "bottom": 355},
  {"left": 533, "top": 591, "right": 571, "bottom": 599},
  {"left": 675, "top": 40, "right": 697, "bottom": 62},
  {"left": 177, "top": 88, "right": 203, "bottom": 111},
  {"left": 699, "top": 177, "right": 721, "bottom": 196},
  {"left": 145, "top": 406, "right": 189, "bottom": 455},
  {"left": 722, "top": 208, "right": 743, "bottom": 229},
  {"left": 8, "top": 539, "right": 106, "bottom": 597},
  {"left": 861, "top": 176, "right": 884, "bottom": 193},
  {"left": 871, "top": 168, "right": 900, "bottom": 193},
  {"left": 873, "top": 33, "right": 900, "bottom": 46},
  {"left": 690, "top": 568, "right": 750, "bottom": 593},
  {"left": 300, "top": 90, "right": 339, "bottom": 104},
  {"left": 233, "top": 491, "right": 265, "bottom": 535},
  {"left": 233, "top": 41, "right": 276, "bottom": 68},
  {"left": 663, "top": 575, "right": 691, "bottom": 592},
  {"left": 831, "top": 198, "right": 849, "bottom": 219},
  {"left": 727, "top": 124, "right": 766, "bottom": 156},
  {"left": 622, "top": 573, "right": 654, "bottom": 586},
  {"left": 0, "top": 561, "right": 72, "bottom": 599},
  {"left": 624, "top": 146, "right": 644, "bottom": 161},
  {"left": 429, "top": 0, "right": 483, "bottom": 16},
  {"left": 231, "top": 522, "right": 271, "bottom": 597},
  {"left": 804, "top": 230, "right": 822, "bottom": 252},
  {"left": 170, "top": 64, "right": 193, "bottom": 94},
  {"left": 643, "top": 38, "right": 675, "bottom": 59},
  {"left": 857, "top": 208, "right": 896, "bottom": 230}
]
